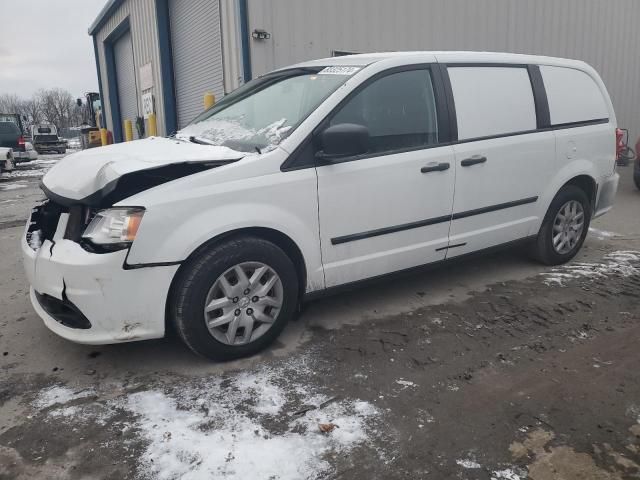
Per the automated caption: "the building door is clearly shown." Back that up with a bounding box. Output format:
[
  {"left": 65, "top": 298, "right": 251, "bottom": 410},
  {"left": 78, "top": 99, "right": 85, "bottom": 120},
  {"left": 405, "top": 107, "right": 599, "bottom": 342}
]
[
  {"left": 113, "top": 30, "right": 139, "bottom": 139},
  {"left": 169, "top": 0, "right": 224, "bottom": 129}
]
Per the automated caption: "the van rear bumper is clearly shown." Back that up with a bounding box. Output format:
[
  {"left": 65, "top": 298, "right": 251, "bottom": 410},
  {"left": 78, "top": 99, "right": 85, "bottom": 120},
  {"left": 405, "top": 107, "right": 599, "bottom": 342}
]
[{"left": 594, "top": 172, "right": 619, "bottom": 218}]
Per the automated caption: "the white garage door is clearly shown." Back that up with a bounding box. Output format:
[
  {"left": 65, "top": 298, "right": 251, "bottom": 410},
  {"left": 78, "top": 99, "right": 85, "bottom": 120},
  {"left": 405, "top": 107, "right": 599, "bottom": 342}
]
[
  {"left": 170, "top": 0, "right": 224, "bottom": 129},
  {"left": 113, "top": 30, "right": 139, "bottom": 139}
]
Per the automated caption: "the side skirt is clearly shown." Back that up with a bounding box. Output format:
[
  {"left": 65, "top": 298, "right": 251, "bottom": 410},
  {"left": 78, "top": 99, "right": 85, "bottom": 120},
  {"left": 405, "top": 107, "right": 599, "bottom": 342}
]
[{"left": 302, "top": 235, "right": 537, "bottom": 303}]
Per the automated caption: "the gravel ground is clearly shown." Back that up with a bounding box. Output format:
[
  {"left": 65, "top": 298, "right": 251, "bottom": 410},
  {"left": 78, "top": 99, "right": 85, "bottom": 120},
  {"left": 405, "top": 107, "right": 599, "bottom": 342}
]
[{"left": 0, "top": 153, "right": 639, "bottom": 479}]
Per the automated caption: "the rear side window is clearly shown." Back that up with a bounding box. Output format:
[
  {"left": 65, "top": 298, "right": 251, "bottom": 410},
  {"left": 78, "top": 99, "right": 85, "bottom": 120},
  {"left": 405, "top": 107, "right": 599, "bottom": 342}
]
[
  {"left": 329, "top": 69, "right": 439, "bottom": 154},
  {"left": 0, "top": 122, "right": 20, "bottom": 135},
  {"left": 448, "top": 67, "right": 537, "bottom": 140},
  {"left": 539, "top": 65, "right": 609, "bottom": 125}
]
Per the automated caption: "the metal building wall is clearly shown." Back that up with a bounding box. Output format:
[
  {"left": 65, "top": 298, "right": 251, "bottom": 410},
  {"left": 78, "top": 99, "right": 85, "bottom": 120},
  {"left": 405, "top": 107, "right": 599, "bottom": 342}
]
[
  {"left": 94, "top": 0, "right": 166, "bottom": 136},
  {"left": 247, "top": 0, "right": 640, "bottom": 140}
]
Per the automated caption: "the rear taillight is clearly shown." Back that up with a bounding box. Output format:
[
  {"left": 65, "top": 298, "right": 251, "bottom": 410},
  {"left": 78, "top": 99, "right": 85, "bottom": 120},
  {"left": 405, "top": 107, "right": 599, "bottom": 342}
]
[
  {"left": 18, "top": 136, "right": 25, "bottom": 146},
  {"left": 615, "top": 128, "right": 625, "bottom": 160}
]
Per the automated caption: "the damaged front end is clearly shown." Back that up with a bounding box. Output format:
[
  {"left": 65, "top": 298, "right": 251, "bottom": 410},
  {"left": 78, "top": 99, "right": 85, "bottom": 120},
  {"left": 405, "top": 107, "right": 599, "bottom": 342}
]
[
  {"left": 22, "top": 156, "right": 223, "bottom": 343},
  {"left": 28, "top": 161, "right": 229, "bottom": 255}
]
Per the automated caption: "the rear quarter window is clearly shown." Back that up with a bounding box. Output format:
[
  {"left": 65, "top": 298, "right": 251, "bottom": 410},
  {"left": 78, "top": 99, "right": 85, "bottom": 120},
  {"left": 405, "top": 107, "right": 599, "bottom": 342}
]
[
  {"left": 0, "top": 122, "right": 20, "bottom": 135},
  {"left": 448, "top": 66, "right": 537, "bottom": 140},
  {"left": 539, "top": 65, "right": 609, "bottom": 126}
]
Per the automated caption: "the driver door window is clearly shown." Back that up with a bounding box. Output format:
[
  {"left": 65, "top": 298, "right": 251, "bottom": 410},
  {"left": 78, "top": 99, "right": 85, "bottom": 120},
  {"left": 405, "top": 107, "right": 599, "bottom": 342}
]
[{"left": 328, "top": 69, "right": 439, "bottom": 155}]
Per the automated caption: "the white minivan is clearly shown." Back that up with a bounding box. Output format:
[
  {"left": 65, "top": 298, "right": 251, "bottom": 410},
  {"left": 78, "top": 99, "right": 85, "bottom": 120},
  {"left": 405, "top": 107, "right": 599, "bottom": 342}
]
[{"left": 23, "top": 52, "right": 619, "bottom": 360}]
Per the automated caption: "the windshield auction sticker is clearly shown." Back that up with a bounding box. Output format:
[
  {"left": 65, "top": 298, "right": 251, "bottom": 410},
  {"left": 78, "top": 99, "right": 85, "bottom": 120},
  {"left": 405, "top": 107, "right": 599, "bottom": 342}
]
[{"left": 318, "top": 66, "right": 362, "bottom": 76}]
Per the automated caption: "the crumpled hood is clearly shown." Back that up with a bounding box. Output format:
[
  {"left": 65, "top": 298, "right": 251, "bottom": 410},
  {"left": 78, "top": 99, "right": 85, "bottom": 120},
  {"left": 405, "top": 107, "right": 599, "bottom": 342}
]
[{"left": 42, "top": 137, "right": 243, "bottom": 201}]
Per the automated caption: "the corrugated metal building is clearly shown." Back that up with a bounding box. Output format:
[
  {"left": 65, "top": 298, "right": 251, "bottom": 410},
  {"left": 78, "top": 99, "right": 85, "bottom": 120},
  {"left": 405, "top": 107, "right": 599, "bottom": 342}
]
[{"left": 90, "top": 0, "right": 640, "bottom": 142}]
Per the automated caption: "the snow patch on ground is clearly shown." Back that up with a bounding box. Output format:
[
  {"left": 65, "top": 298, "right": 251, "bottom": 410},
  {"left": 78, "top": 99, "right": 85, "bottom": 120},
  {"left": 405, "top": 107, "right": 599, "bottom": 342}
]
[
  {"left": 124, "top": 366, "right": 379, "bottom": 480},
  {"left": 540, "top": 251, "right": 640, "bottom": 286},
  {"left": 395, "top": 379, "right": 417, "bottom": 389},
  {"left": 457, "top": 458, "right": 481, "bottom": 469},
  {"left": 1, "top": 168, "right": 45, "bottom": 178},
  {"left": 491, "top": 468, "right": 524, "bottom": 480},
  {"left": 34, "top": 359, "right": 381, "bottom": 480},
  {"left": 34, "top": 385, "right": 95, "bottom": 409},
  {"left": 0, "top": 181, "right": 28, "bottom": 190},
  {"left": 589, "top": 227, "right": 620, "bottom": 239}
]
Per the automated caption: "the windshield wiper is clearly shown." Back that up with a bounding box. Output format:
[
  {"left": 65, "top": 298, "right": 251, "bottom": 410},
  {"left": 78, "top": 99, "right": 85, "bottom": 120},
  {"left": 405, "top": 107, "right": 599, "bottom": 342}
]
[{"left": 188, "top": 135, "right": 216, "bottom": 146}]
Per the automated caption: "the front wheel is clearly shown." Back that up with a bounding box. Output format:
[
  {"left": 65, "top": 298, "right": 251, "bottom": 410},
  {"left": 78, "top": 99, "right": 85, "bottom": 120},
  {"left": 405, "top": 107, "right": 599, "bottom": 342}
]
[
  {"left": 169, "top": 236, "right": 299, "bottom": 361},
  {"left": 531, "top": 185, "right": 591, "bottom": 266}
]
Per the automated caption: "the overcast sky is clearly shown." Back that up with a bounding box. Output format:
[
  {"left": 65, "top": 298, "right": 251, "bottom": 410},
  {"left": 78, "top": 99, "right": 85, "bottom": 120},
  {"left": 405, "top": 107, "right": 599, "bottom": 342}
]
[{"left": 0, "top": 0, "right": 105, "bottom": 99}]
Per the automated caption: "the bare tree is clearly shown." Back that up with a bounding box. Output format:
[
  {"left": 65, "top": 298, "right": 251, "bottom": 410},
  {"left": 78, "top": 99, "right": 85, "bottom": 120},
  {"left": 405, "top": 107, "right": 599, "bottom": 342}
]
[
  {"left": 37, "top": 88, "right": 76, "bottom": 132},
  {"left": 1, "top": 88, "right": 84, "bottom": 135},
  {"left": 0, "top": 94, "right": 24, "bottom": 115},
  {"left": 22, "top": 97, "right": 42, "bottom": 125}
]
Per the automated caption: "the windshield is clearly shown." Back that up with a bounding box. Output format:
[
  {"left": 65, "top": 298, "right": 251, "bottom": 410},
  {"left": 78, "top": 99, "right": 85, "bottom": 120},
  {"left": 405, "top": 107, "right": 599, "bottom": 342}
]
[{"left": 176, "top": 68, "right": 356, "bottom": 153}]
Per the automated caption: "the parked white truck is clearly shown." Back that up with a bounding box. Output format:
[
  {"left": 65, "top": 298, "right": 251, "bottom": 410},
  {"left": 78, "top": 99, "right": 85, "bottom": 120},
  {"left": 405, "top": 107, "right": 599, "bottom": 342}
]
[{"left": 31, "top": 124, "right": 66, "bottom": 154}]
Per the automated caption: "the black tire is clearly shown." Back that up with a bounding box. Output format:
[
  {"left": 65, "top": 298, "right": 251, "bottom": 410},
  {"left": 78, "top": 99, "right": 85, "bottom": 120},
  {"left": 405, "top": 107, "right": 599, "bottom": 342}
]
[
  {"left": 168, "top": 236, "right": 299, "bottom": 361},
  {"left": 531, "top": 185, "right": 592, "bottom": 266},
  {"left": 634, "top": 174, "right": 640, "bottom": 191}
]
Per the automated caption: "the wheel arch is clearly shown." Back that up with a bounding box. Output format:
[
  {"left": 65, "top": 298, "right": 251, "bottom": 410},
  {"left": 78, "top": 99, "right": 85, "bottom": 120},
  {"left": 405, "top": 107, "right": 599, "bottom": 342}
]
[
  {"left": 166, "top": 227, "right": 309, "bottom": 318},
  {"left": 562, "top": 174, "right": 597, "bottom": 210}
]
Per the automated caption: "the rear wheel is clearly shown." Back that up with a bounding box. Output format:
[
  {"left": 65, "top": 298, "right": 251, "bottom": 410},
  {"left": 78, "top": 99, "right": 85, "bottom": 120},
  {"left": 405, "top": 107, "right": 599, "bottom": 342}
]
[
  {"left": 169, "top": 236, "right": 299, "bottom": 360},
  {"left": 531, "top": 185, "right": 591, "bottom": 265}
]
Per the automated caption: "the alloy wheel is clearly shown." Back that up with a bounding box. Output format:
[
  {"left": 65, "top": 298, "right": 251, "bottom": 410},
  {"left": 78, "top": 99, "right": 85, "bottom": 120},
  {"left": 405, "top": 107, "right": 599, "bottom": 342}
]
[
  {"left": 552, "top": 200, "right": 585, "bottom": 255},
  {"left": 203, "top": 262, "right": 283, "bottom": 346}
]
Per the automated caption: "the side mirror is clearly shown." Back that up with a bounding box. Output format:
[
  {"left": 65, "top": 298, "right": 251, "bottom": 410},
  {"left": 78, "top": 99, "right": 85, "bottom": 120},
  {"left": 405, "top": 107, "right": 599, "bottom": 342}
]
[
  {"left": 76, "top": 98, "right": 83, "bottom": 107},
  {"left": 316, "top": 123, "right": 369, "bottom": 161}
]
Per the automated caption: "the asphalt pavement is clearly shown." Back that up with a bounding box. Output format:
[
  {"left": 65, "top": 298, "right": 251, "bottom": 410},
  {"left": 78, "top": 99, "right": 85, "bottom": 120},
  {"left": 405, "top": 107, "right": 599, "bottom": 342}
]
[{"left": 0, "top": 155, "right": 639, "bottom": 479}]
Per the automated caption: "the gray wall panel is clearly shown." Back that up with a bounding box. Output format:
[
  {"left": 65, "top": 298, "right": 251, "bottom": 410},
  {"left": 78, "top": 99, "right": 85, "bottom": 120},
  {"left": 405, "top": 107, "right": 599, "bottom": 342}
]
[{"left": 247, "top": 0, "right": 640, "bottom": 140}]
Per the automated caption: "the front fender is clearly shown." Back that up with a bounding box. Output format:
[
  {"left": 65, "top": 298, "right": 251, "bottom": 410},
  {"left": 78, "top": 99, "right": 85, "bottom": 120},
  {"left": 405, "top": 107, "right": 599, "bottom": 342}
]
[{"left": 124, "top": 168, "right": 324, "bottom": 293}]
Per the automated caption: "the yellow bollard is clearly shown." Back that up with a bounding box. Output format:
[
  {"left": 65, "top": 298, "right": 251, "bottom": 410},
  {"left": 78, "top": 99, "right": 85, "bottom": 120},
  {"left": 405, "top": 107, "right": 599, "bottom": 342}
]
[
  {"left": 100, "top": 128, "right": 108, "bottom": 146},
  {"left": 124, "top": 119, "right": 134, "bottom": 142},
  {"left": 204, "top": 92, "right": 216, "bottom": 110},
  {"left": 147, "top": 113, "right": 157, "bottom": 137}
]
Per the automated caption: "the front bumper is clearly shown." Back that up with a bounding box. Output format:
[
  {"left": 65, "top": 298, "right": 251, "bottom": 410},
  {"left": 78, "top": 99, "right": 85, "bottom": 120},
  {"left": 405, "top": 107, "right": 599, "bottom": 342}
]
[
  {"left": 22, "top": 213, "right": 179, "bottom": 345},
  {"left": 593, "top": 172, "right": 620, "bottom": 218},
  {"left": 34, "top": 143, "right": 65, "bottom": 151}
]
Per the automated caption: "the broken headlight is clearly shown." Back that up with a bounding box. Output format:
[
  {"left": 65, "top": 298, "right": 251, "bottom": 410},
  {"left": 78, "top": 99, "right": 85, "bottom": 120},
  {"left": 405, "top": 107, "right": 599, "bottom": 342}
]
[{"left": 82, "top": 208, "right": 145, "bottom": 248}]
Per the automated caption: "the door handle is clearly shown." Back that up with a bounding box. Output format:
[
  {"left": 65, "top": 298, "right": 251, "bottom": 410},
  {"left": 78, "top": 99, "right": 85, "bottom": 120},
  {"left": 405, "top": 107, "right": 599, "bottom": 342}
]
[
  {"left": 421, "top": 162, "right": 450, "bottom": 173},
  {"left": 461, "top": 155, "right": 487, "bottom": 167}
]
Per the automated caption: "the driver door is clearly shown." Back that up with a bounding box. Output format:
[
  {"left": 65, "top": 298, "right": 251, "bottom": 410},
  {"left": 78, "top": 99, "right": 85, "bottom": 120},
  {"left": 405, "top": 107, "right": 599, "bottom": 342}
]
[{"left": 315, "top": 66, "right": 456, "bottom": 287}]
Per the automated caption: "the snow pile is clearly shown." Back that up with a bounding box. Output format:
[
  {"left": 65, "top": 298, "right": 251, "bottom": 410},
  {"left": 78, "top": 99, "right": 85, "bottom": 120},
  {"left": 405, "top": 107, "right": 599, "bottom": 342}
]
[
  {"left": 34, "top": 385, "right": 95, "bottom": 409},
  {"left": 540, "top": 250, "right": 640, "bottom": 286}
]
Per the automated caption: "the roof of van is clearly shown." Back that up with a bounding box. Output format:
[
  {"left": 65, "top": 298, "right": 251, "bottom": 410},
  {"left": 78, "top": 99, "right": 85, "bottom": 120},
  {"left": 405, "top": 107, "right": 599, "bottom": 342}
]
[{"left": 288, "top": 51, "right": 590, "bottom": 70}]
